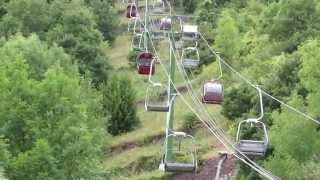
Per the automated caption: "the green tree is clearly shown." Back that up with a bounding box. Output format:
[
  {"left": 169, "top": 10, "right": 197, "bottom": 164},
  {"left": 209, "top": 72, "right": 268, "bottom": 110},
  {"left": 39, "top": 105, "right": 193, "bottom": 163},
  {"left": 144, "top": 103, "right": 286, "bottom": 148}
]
[
  {"left": 47, "top": 1, "right": 111, "bottom": 86},
  {"left": 0, "top": 36, "right": 108, "bottom": 179},
  {"left": 34, "top": 67, "right": 107, "bottom": 178},
  {"left": 264, "top": 96, "right": 320, "bottom": 179},
  {"left": 0, "top": 136, "right": 11, "bottom": 173},
  {"left": 0, "top": 34, "right": 73, "bottom": 80},
  {"left": 4, "top": 0, "right": 51, "bottom": 38},
  {"left": 260, "top": 0, "right": 320, "bottom": 52},
  {"left": 214, "top": 10, "right": 241, "bottom": 63},
  {"left": 86, "top": 0, "right": 118, "bottom": 42},
  {"left": 298, "top": 40, "right": 320, "bottom": 118},
  {"left": 221, "top": 84, "right": 255, "bottom": 120},
  {"left": 102, "top": 75, "right": 139, "bottom": 135},
  {"left": 7, "top": 139, "right": 59, "bottom": 180},
  {"left": 0, "top": 0, "right": 8, "bottom": 18}
]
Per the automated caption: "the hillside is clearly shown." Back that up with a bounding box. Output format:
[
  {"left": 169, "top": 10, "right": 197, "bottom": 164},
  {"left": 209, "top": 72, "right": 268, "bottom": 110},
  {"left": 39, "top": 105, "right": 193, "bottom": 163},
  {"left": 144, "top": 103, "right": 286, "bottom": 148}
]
[{"left": 1, "top": 0, "right": 320, "bottom": 179}]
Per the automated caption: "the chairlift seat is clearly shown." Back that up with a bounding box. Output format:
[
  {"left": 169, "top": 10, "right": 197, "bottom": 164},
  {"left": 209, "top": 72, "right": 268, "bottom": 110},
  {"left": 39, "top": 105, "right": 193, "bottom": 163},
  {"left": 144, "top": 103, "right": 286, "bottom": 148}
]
[
  {"left": 237, "top": 140, "right": 267, "bottom": 156},
  {"left": 152, "top": 7, "right": 166, "bottom": 14},
  {"left": 175, "top": 41, "right": 184, "bottom": 49},
  {"left": 203, "top": 81, "right": 224, "bottom": 104},
  {"left": 183, "top": 59, "right": 199, "bottom": 69},
  {"left": 165, "top": 162, "right": 196, "bottom": 172},
  {"left": 151, "top": 31, "right": 165, "bottom": 40},
  {"left": 146, "top": 105, "right": 169, "bottom": 112}
]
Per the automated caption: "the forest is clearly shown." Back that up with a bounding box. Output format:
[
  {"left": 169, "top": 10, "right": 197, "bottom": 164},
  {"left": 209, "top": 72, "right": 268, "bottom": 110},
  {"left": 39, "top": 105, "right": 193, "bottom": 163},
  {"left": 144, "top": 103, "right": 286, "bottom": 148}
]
[{"left": 0, "top": 0, "right": 320, "bottom": 179}]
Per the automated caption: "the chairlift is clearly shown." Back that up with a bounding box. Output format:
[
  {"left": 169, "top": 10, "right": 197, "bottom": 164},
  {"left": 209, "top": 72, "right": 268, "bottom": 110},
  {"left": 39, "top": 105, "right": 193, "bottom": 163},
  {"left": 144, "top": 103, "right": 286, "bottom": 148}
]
[
  {"left": 236, "top": 119, "right": 268, "bottom": 156},
  {"left": 151, "top": 31, "right": 165, "bottom": 40},
  {"left": 137, "top": 52, "right": 155, "bottom": 75},
  {"left": 159, "top": 132, "right": 197, "bottom": 172},
  {"left": 145, "top": 83, "right": 170, "bottom": 112},
  {"left": 236, "top": 87, "right": 268, "bottom": 156},
  {"left": 181, "top": 24, "right": 198, "bottom": 42},
  {"left": 181, "top": 47, "right": 200, "bottom": 69},
  {"left": 150, "top": 18, "right": 165, "bottom": 40},
  {"left": 202, "top": 80, "right": 224, "bottom": 104},
  {"left": 126, "top": 3, "right": 138, "bottom": 18},
  {"left": 128, "top": 17, "right": 143, "bottom": 34},
  {"left": 123, "top": 0, "right": 135, "bottom": 3},
  {"left": 160, "top": 16, "right": 172, "bottom": 31},
  {"left": 131, "top": 33, "right": 143, "bottom": 51},
  {"left": 150, "top": 0, "right": 169, "bottom": 15}
]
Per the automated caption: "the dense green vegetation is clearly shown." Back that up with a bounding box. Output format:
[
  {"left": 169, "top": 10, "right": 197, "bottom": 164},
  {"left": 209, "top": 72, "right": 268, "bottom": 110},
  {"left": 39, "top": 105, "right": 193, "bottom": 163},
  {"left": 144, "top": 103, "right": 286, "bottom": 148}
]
[
  {"left": 192, "top": 0, "right": 320, "bottom": 179},
  {"left": 0, "top": 0, "right": 138, "bottom": 179},
  {"left": 0, "top": 0, "right": 320, "bottom": 179}
]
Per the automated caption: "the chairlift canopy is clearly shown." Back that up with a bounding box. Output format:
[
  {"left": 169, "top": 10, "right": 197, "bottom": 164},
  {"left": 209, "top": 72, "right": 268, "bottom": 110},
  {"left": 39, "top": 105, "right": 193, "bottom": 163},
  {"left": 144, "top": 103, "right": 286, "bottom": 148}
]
[
  {"left": 126, "top": 3, "right": 138, "bottom": 18},
  {"left": 202, "top": 80, "right": 224, "bottom": 104},
  {"left": 137, "top": 52, "right": 155, "bottom": 75}
]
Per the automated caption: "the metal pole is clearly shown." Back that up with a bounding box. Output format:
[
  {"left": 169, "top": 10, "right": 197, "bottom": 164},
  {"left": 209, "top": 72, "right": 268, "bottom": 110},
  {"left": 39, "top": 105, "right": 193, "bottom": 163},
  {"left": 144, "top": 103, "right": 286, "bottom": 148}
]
[
  {"left": 165, "top": 34, "right": 176, "bottom": 162},
  {"left": 144, "top": 0, "right": 149, "bottom": 51}
]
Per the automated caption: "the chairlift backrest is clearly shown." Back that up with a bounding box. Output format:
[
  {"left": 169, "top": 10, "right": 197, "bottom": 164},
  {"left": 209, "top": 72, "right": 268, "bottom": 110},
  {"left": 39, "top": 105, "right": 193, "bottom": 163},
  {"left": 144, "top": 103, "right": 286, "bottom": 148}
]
[
  {"left": 182, "top": 24, "right": 198, "bottom": 41},
  {"left": 151, "top": 0, "right": 169, "bottom": 14},
  {"left": 160, "top": 17, "right": 172, "bottom": 30},
  {"left": 150, "top": 19, "right": 165, "bottom": 40}
]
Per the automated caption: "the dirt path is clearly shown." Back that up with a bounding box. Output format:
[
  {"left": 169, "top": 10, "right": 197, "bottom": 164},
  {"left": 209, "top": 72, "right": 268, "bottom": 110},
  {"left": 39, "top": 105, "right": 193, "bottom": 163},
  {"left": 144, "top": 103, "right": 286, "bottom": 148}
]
[
  {"left": 173, "top": 155, "right": 236, "bottom": 180},
  {"left": 108, "top": 132, "right": 165, "bottom": 155}
]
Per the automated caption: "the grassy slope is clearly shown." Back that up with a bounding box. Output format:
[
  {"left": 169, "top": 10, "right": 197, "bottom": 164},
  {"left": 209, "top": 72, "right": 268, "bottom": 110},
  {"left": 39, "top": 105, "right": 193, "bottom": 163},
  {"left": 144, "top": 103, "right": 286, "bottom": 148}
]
[{"left": 105, "top": 3, "right": 233, "bottom": 179}]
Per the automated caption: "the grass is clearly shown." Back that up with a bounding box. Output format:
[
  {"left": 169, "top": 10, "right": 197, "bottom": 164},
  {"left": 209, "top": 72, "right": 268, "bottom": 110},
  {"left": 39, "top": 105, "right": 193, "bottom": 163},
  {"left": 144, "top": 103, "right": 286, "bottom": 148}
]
[
  {"left": 111, "top": 97, "right": 196, "bottom": 147},
  {"left": 105, "top": 144, "right": 161, "bottom": 170},
  {"left": 130, "top": 170, "right": 172, "bottom": 180}
]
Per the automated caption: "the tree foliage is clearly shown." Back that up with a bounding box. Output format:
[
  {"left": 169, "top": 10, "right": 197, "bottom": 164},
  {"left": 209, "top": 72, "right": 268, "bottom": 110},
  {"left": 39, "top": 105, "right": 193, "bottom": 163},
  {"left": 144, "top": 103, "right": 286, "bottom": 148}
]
[
  {"left": 260, "top": 0, "right": 320, "bottom": 52},
  {"left": 221, "top": 84, "right": 255, "bottom": 121},
  {"left": 195, "top": 0, "right": 320, "bottom": 178},
  {"left": 214, "top": 10, "right": 241, "bottom": 63},
  {"left": 1, "top": 0, "right": 115, "bottom": 86},
  {"left": 264, "top": 96, "right": 320, "bottom": 179},
  {"left": 102, "top": 75, "right": 139, "bottom": 135},
  {"left": 0, "top": 35, "right": 108, "bottom": 179},
  {"left": 85, "top": 0, "right": 118, "bottom": 42},
  {"left": 47, "top": 1, "right": 111, "bottom": 86}
]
